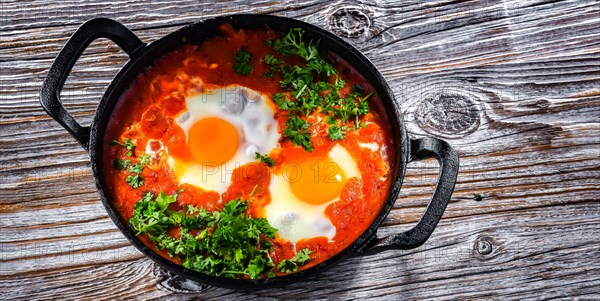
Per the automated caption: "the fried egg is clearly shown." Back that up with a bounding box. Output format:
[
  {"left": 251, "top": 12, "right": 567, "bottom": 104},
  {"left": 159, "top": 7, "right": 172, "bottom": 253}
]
[
  {"left": 266, "top": 144, "right": 360, "bottom": 243},
  {"left": 167, "top": 84, "right": 278, "bottom": 196}
]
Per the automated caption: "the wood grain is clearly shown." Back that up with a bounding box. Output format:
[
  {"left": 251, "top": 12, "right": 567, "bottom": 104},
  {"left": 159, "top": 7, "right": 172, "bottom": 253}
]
[{"left": 1, "top": 0, "right": 599, "bottom": 300}]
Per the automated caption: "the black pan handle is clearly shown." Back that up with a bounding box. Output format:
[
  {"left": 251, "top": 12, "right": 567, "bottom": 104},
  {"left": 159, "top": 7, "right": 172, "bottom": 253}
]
[
  {"left": 358, "top": 137, "right": 459, "bottom": 254},
  {"left": 40, "top": 18, "right": 145, "bottom": 152}
]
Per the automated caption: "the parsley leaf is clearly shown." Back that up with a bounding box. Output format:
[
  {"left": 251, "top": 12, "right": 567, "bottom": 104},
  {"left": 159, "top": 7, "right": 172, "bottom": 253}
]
[
  {"left": 263, "top": 54, "right": 284, "bottom": 77},
  {"left": 328, "top": 125, "right": 346, "bottom": 141},
  {"left": 112, "top": 159, "right": 130, "bottom": 171},
  {"left": 234, "top": 62, "right": 253, "bottom": 75},
  {"left": 246, "top": 256, "right": 273, "bottom": 279},
  {"left": 277, "top": 248, "right": 312, "bottom": 273},
  {"left": 112, "top": 138, "right": 135, "bottom": 156},
  {"left": 252, "top": 218, "right": 277, "bottom": 239},
  {"left": 274, "top": 28, "right": 318, "bottom": 62},
  {"left": 126, "top": 174, "right": 143, "bottom": 188},
  {"left": 273, "top": 93, "right": 294, "bottom": 110},
  {"left": 138, "top": 153, "right": 152, "bottom": 165},
  {"left": 116, "top": 152, "right": 152, "bottom": 189},
  {"left": 129, "top": 191, "right": 176, "bottom": 235},
  {"left": 155, "top": 191, "right": 177, "bottom": 212},
  {"left": 357, "top": 93, "right": 372, "bottom": 116},
  {"left": 273, "top": 28, "right": 303, "bottom": 56},
  {"left": 112, "top": 140, "right": 154, "bottom": 188},
  {"left": 264, "top": 54, "right": 283, "bottom": 65},
  {"left": 255, "top": 152, "right": 275, "bottom": 167},
  {"left": 129, "top": 163, "right": 144, "bottom": 174},
  {"left": 233, "top": 49, "right": 254, "bottom": 75},
  {"left": 283, "top": 116, "right": 313, "bottom": 152},
  {"left": 235, "top": 49, "right": 252, "bottom": 62}
]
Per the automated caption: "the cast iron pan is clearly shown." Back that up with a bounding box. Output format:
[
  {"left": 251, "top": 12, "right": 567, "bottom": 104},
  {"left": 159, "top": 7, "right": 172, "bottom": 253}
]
[{"left": 39, "top": 15, "right": 459, "bottom": 289}]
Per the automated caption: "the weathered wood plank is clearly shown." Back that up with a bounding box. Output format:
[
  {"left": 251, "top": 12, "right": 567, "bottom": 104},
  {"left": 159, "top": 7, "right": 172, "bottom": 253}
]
[
  {"left": 1, "top": 0, "right": 599, "bottom": 299},
  {"left": 2, "top": 203, "right": 599, "bottom": 299}
]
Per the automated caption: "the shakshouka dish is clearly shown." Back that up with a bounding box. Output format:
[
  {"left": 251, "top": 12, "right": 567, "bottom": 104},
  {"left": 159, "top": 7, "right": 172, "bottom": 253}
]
[{"left": 103, "top": 24, "right": 395, "bottom": 279}]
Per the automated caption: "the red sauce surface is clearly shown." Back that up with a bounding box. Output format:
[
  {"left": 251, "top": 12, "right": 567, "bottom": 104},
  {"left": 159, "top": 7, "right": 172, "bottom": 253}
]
[{"left": 104, "top": 24, "right": 396, "bottom": 274}]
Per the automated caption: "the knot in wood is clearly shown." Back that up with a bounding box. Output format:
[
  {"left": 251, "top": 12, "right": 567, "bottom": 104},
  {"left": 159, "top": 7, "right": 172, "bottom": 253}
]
[
  {"left": 415, "top": 91, "right": 480, "bottom": 138},
  {"left": 329, "top": 7, "right": 371, "bottom": 38},
  {"left": 535, "top": 98, "right": 550, "bottom": 108},
  {"left": 476, "top": 239, "right": 493, "bottom": 255}
]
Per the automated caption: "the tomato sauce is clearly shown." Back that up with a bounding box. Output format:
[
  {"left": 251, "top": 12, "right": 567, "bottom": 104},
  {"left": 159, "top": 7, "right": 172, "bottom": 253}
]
[{"left": 103, "top": 24, "right": 395, "bottom": 274}]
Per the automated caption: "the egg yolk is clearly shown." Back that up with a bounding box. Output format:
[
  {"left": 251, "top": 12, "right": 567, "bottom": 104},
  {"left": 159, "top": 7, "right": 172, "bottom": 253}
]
[
  {"left": 287, "top": 159, "right": 347, "bottom": 205},
  {"left": 187, "top": 117, "right": 239, "bottom": 165}
]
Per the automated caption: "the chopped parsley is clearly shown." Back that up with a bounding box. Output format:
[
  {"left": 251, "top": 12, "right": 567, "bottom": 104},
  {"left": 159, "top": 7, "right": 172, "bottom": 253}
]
[
  {"left": 273, "top": 93, "right": 294, "bottom": 110},
  {"left": 128, "top": 154, "right": 151, "bottom": 174},
  {"left": 123, "top": 154, "right": 151, "bottom": 189},
  {"left": 129, "top": 191, "right": 176, "bottom": 235},
  {"left": 328, "top": 125, "right": 347, "bottom": 141},
  {"left": 277, "top": 248, "right": 312, "bottom": 273},
  {"left": 129, "top": 192, "right": 313, "bottom": 279},
  {"left": 233, "top": 49, "right": 254, "bottom": 75},
  {"left": 273, "top": 28, "right": 319, "bottom": 61},
  {"left": 126, "top": 174, "right": 144, "bottom": 188},
  {"left": 128, "top": 162, "right": 144, "bottom": 174},
  {"left": 264, "top": 54, "right": 284, "bottom": 65},
  {"left": 255, "top": 152, "right": 275, "bottom": 167},
  {"left": 138, "top": 153, "right": 151, "bottom": 165},
  {"left": 112, "top": 138, "right": 152, "bottom": 189},
  {"left": 129, "top": 192, "right": 312, "bottom": 278},
  {"left": 112, "top": 138, "right": 135, "bottom": 156},
  {"left": 112, "top": 159, "right": 130, "bottom": 171},
  {"left": 265, "top": 28, "right": 372, "bottom": 152},
  {"left": 283, "top": 116, "right": 313, "bottom": 152},
  {"left": 263, "top": 54, "right": 284, "bottom": 77}
]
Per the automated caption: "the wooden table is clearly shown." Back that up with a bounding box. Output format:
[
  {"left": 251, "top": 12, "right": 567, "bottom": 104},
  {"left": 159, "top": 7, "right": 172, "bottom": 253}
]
[{"left": 1, "top": 0, "right": 599, "bottom": 299}]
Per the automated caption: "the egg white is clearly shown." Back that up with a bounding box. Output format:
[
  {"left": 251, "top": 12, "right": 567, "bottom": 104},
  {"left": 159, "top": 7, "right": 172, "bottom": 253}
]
[
  {"left": 167, "top": 85, "right": 279, "bottom": 195},
  {"left": 265, "top": 144, "right": 360, "bottom": 243}
]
